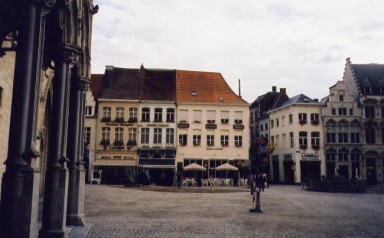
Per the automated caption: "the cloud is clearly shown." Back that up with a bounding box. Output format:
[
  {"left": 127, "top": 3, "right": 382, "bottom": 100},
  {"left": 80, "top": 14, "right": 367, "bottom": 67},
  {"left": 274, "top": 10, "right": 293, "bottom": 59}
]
[{"left": 91, "top": 0, "right": 384, "bottom": 102}]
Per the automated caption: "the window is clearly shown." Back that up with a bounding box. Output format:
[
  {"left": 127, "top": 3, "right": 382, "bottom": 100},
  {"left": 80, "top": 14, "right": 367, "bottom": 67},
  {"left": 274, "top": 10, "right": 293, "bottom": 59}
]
[
  {"left": 382, "top": 106, "right": 384, "bottom": 118},
  {"left": 332, "top": 108, "right": 336, "bottom": 115},
  {"left": 350, "top": 125, "right": 360, "bottom": 144},
  {"left": 326, "top": 149, "right": 336, "bottom": 162},
  {"left": 193, "top": 135, "right": 201, "bottom": 146},
  {"left": 207, "top": 135, "right": 214, "bottom": 146},
  {"left": 289, "top": 132, "right": 294, "bottom": 147},
  {"left": 141, "top": 128, "right": 149, "bottom": 144},
  {"left": 311, "top": 132, "right": 320, "bottom": 148},
  {"left": 101, "top": 127, "right": 110, "bottom": 141},
  {"left": 339, "top": 95, "right": 344, "bottom": 102},
  {"left": 326, "top": 126, "right": 336, "bottom": 143},
  {"left": 115, "top": 107, "right": 124, "bottom": 122},
  {"left": 221, "top": 135, "right": 229, "bottom": 146},
  {"left": 115, "top": 127, "right": 124, "bottom": 142},
  {"left": 221, "top": 111, "right": 229, "bottom": 124},
  {"left": 153, "top": 128, "right": 162, "bottom": 144},
  {"left": 365, "top": 127, "right": 376, "bottom": 144},
  {"left": 299, "top": 131, "right": 307, "bottom": 149},
  {"left": 289, "top": 114, "right": 293, "bottom": 124},
  {"left": 193, "top": 110, "right": 202, "bottom": 123},
  {"left": 365, "top": 106, "right": 375, "bottom": 119},
  {"left": 154, "top": 108, "right": 162, "bottom": 122},
  {"left": 298, "top": 113, "right": 307, "bottom": 124},
  {"left": 166, "top": 108, "right": 175, "bottom": 122},
  {"left": 265, "top": 123, "right": 268, "bottom": 130},
  {"left": 382, "top": 128, "right": 384, "bottom": 144},
  {"left": 260, "top": 124, "right": 264, "bottom": 131},
  {"left": 351, "top": 149, "right": 360, "bottom": 162},
  {"left": 179, "top": 134, "right": 187, "bottom": 146},
  {"left": 84, "top": 127, "right": 91, "bottom": 144},
  {"left": 128, "top": 128, "right": 137, "bottom": 145},
  {"left": 166, "top": 128, "right": 174, "bottom": 144},
  {"left": 234, "top": 135, "right": 242, "bottom": 147},
  {"left": 282, "top": 116, "right": 286, "bottom": 126},
  {"left": 310, "top": 113, "right": 319, "bottom": 125},
  {"left": 338, "top": 108, "right": 347, "bottom": 116},
  {"left": 102, "top": 107, "right": 111, "bottom": 121},
  {"left": 129, "top": 108, "right": 138, "bottom": 122},
  {"left": 270, "top": 120, "right": 274, "bottom": 128},
  {"left": 0, "top": 86, "right": 3, "bottom": 107},
  {"left": 234, "top": 111, "right": 243, "bottom": 124},
  {"left": 141, "top": 108, "right": 150, "bottom": 122},
  {"left": 85, "top": 106, "right": 93, "bottom": 116},
  {"left": 338, "top": 133, "right": 348, "bottom": 143},
  {"left": 207, "top": 110, "right": 216, "bottom": 123},
  {"left": 349, "top": 108, "right": 353, "bottom": 115},
  {"left": 275, "top": 118, "right": 279, "bottom": 127},
  {"left": 338, "top": 149, "right": 348, "bottom": 162},
  {"left": 179, "top": 109, "right": 188, "bottom": 122}
]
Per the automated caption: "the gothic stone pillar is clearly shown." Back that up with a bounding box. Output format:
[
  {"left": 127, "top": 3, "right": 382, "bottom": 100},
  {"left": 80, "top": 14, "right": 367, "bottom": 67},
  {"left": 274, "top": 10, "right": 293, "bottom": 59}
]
[
  {"left": 66, "top": 75, "right": 89, "bottom": 226},
  {"left": 0, "top": 1, "right": 54, "bottom": 237},
  {"left": 39, "top": 44, "right": 80, "bottom": 238}
]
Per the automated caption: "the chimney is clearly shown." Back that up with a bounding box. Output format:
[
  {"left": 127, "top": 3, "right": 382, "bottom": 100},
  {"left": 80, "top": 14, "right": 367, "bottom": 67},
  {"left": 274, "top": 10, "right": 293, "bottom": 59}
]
[
  {"left": 280, "top": 88, "right": 286, "bottom": 95},
  {"left": 272, "top": 86, "right": 277, "bottom": 92},
  {"left": 105, "top": 65, "right": 114, "bottom": 71},
  {"left": 238, "top": 79, "right": 242, "bottom": 98}
]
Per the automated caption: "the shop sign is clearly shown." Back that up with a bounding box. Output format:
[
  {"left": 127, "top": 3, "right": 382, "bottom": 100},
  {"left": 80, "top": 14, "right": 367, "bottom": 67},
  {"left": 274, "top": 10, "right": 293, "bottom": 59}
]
[
  {"left": 233, "top": 124, "right": 244, "bottom": 130},
  {"left": 206, "top": 147, "right": 223, "bottom": 151},
  {"left": 178, "top": 123, "right": 189, "bottom": 128},
  {"left": 205, "top": 123, "right": 217, "bottom": 129},
  {"left": 302, "top": 153, "right": 319, "bottom": 160}
]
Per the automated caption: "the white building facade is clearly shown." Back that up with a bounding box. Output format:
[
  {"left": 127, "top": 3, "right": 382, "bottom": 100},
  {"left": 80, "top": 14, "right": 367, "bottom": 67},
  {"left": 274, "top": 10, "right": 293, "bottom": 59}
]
[{"left": 268, "top": 95, "right": 325, "bottom": 184}]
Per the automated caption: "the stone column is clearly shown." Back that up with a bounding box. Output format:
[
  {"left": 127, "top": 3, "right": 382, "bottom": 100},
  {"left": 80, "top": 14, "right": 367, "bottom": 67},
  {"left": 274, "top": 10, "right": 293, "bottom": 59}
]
[
  {"left": 0, "top": 1, "right": 53, "bottom": 237},
  {"left": 66, "top": 74, "right": 89, "bottom": 226},
  {"left": 39, "top": 44, "right": 80, "bottom": 238}
]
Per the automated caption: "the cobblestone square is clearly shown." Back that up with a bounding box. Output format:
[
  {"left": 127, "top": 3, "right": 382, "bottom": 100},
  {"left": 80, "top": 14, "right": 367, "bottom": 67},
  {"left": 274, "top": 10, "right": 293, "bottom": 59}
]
[{"left": 85, "top": 185, "right": 384, "bottom": 238}]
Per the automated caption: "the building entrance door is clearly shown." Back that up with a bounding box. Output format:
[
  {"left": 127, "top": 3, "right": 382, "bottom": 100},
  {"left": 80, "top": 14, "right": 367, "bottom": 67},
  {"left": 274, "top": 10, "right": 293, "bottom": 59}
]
[
  {"left": 366, "top": 158, "right": 377, "bottom": 185},
  {"left": 300, "top": 161, "right": 321, "bottom": 181},
  {"left": 272, "top": 161, "right": 279, "bottom": 183},
  {"left": 283, "top": 160, "right": 294, "bottom": 184}
]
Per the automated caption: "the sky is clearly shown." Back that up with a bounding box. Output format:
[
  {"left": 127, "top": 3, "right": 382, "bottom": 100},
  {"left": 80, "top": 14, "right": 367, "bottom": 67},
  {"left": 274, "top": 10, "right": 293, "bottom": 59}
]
[{"left": 91, "top": 0, "right": 384, "bottom": 103}]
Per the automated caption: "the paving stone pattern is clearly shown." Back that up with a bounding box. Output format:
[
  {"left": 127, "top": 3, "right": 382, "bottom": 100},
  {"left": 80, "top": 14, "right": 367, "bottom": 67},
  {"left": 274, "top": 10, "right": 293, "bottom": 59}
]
[{"left": 85, "top": 185, "right": 384, "bottom": 238}]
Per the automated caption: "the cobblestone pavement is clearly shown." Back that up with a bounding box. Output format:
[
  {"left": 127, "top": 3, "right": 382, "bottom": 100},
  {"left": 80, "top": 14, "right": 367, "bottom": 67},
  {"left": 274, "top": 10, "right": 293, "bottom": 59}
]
[{"left": 85, "top": 185, "right": 384, "bottom": 238}]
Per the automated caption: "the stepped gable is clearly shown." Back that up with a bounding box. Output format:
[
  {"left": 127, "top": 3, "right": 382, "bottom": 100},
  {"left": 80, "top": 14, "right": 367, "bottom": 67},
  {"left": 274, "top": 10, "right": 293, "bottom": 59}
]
[
  {"left": 90, "top": 74, "right": 103, "bottom": 101},
  {"left": 351, "top": 63, "right": 384, "bottom": 96},
  {"left": 141, "top": 69, "right": 176, "bottom": 101},
  {"left": 99, "top": 67, "right": 140, "bottom": 100},
  {"left": 176, "top": 70, "right": 248, "bottom": 104}
]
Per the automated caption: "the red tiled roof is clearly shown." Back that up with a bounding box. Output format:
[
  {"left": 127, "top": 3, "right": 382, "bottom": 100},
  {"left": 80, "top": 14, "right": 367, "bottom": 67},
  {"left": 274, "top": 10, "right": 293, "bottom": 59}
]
[{"left": 176, "top": 70, "right": 248, "bottom": 104}]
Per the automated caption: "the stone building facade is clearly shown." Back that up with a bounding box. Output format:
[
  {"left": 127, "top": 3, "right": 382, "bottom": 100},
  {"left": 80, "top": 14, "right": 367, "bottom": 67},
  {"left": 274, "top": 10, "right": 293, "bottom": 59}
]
[{"left": 322, "top": 58, "right": 384, "bottom": 185}]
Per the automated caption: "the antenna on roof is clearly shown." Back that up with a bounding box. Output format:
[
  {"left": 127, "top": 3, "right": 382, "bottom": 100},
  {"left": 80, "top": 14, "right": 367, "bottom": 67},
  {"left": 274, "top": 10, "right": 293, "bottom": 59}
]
[{"left": 238, "top": 79, "right": 241, "bottom": 98}]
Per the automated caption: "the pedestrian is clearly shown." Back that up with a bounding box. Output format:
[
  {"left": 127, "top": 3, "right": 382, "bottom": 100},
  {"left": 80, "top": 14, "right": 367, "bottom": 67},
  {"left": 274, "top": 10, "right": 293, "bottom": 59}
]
[
  {"left": 209, "top": 175, "right": 214, "bottom": 192},
  {"left": 263, "top": 173, "right": 269, "bottom": 188},
  {"left": 257, "top": 172, "right": 265, "bottom": 192}
]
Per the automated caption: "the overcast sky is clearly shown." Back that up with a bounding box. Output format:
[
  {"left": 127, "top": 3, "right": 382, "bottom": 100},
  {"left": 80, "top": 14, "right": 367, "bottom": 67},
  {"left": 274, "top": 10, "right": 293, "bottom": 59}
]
[{"left": 91, "top": 0, "right": 384, "bottom": 103}]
